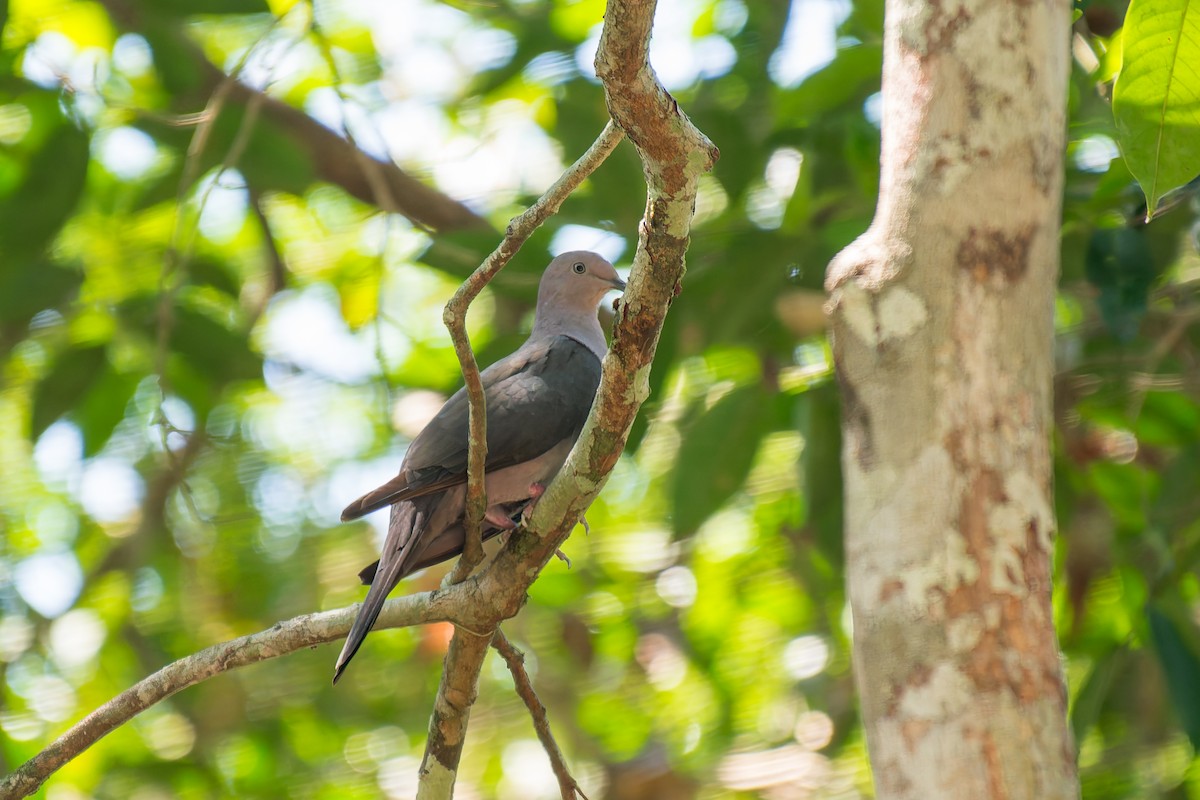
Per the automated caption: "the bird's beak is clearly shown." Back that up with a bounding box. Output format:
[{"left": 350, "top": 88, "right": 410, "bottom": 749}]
[{"left": 609, "top": 276, "right": 627, "bottom": 291}]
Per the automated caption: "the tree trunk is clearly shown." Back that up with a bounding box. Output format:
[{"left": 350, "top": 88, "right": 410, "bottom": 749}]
[{"left": 825, "top": 0, "right": 1079, "bottom": 797}]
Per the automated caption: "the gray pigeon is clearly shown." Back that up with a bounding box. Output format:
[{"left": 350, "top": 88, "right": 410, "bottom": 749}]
[{"left": 334, "top": 251, "right": 625, "bottom": 682}]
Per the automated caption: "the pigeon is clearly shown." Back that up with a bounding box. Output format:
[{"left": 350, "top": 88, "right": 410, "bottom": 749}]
[{"left": 334, "top": 251, "right": 625, "bottom": 682}]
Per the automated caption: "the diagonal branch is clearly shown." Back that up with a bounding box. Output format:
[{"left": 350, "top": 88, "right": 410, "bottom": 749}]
[
  {"left": 414, "top": 1, "right": 718, "bottom": 796},
  {"left": 0, "top": 591, "right": 453, "bottom": 799},
  {"left": 442, "top": 120, "right": 625, "bottom": 585},
  {"left": 493, "top": 630, "right": 588, "bottom": 800},
  {"left": 420, "top": 119, "right": 625, "bottom": 796}
]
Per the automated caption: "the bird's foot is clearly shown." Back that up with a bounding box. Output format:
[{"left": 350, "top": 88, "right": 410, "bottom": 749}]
[
  {"left": 580, "top": 514, "right": 591, "bottom": 535},
  {"left": 554, "top": 548, "right": 572, "bottom": 568},
  {"left": 511, "top": 483, "right": 548, "bottom": 531},
  {"left": 484, "top": 506, "right": 519, "bottom": 530}
]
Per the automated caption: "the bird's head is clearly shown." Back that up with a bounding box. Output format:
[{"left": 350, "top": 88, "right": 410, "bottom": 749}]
[{"left": 539, "top": 250, "right": 626, "bottom": 311}]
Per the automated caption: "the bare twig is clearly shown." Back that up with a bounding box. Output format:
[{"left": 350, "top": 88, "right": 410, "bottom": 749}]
[
  {"left": 0, "top": 591, "right": 451, "bottom": 799},
  {"left": 493, "top": 630, "right": 588, "bottom": 800},
  {"left": 415, "top": 0, "right": 718, "bottom": 794},
  {"left": 309, "top": 20, "right": 404, "bottom": 221},
  {"left": 248, "top": 187, "right": 288, "bottom": 306},
  {"left": 421, "top": 118, "right": 625, "bottom": 799},
  {"left": 86, "top": 427, "right": 208, "bottom": 581},
  {"left": 442, "top": 119, "right": 625, "bottom": 586}
]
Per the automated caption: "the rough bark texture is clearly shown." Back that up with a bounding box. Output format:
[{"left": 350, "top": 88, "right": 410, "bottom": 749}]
[
  {"left": 0, "top": 592, "right": 449, "bottom": 798},
  {"left": 824, "top": 0, "right": 1079, "bottom": 797},
  {"left": 412, "top": 0, "right": 717, "bottom": 794}
]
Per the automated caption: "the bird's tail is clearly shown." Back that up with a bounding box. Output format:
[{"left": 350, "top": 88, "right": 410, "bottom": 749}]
[{"left": 333, "top": 497, "right": 434, "bottom": 684}]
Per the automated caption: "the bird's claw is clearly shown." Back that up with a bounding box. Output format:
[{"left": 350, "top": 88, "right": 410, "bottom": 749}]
[
  {"left": 485, "top": 506, "right": 519, "bottom": 530},
  {"left": 580, "top": 514, "right": 591, "bottom": 535},
  {"left": 554, "top": 548, "right": 571, "bottom": 568}
]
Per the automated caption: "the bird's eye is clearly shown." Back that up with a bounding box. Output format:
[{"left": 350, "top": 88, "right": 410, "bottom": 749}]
[{"left": 572, "top": 262, "right": 586, "bottom": 274}]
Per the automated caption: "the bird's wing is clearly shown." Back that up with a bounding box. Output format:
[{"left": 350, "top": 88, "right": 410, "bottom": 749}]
[{"left": 340, "top": 335, "right": 602, "bottom": 520}]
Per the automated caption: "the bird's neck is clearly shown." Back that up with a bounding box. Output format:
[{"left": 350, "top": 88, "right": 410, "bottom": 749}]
[{"left": 532, "top": 306, "right": 608, "bottom": 361}]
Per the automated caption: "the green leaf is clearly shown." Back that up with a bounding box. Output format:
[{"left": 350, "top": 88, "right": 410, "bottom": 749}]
[
  {"left": 0, "top": 118, "right": 89, "bottom": 259},
  {"left": 74, "top": 366, "right": 142, "bottom": 457},
  {"left": 1112, "top": 0, "right": 1200, "bottom": 218},
  {"left": 671, "top": 383, "right": 773, "bottom": 536},
  {"left": 1148, "top": 602, "right": 1200, "bottom": 749},
  {"left": 1070, "top": 646, "right": 1131, "bottom": 745},
  {"left": 31, "top": 345, "right": 108, "bottom": 440},
  {"left": 169, "top": 304, "right": 262, "bottom": 384},
  {"left": 777, "top": 45, "right": 882, "bottom": 123},
  {"left": 120, "top": 296, "right": 261, "bottom": 388},
  {"left": 800, "top": 385, "right": 844, "bottom": 566},
  {"left": 1150, "top": 443, "right": 1200, "bottom": 536},
  {"left": 1084, "top": 227, "right": 1157, "bottom": 341},
  {"left": 0, "top": 259, "right": 81, "bottom": 331},
  {"left": 142, "top": 0, "right": 269, "bottom": 15}
]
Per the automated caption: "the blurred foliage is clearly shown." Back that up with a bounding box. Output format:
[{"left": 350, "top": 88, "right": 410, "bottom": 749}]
[{"left": 0, "top": 0, "right": 1199, "bottom": 798}]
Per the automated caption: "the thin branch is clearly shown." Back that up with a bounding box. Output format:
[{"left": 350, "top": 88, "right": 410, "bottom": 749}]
[
  {"left": 248, "top": 187, "right": 288, "bottom": 307},
  {"left": 442, "top": 119, "right": 625, "bottom": 586},
  {"left": 98, "top": 0, "right": 489, "bottom": 233},
  {"left": 86, "top": 427, "right": 208, "bottom": 581},
  {"left": 421, "top": 119, "right": 626, "bottom": 799},
  {"left": 0, "top": 592, "right": 452, "bottom": 799},
  {"left": 416, "top": 0, "right": 718, "bottom": 793},
  {"left": 90, "top": 0, "right": 482, "bottom": 235},
  {"left": 416, "top": 628, "right": 496, "bottom": 800},
  {"left": 493, "top": 630, "right": 588, "bottom": 800},
  {"left": 309, "top": 19, "right": 404, "bottom": 222}
]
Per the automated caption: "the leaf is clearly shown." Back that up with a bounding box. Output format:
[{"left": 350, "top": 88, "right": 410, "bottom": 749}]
[
  {"left": 800, "top": 385, "right": 844, "bottom": 566},
  {"left": 1084, "top": 227, "right": 1157, "bottom": 341},
  {"left": 31, "top": 345, "right": 108, "bottom": 440},
  {"left": 189, "top": 256, "right": 242, "bottom": 298},
  {"left": 1069, "top": 646, "right": 1131, "bottom": 745},
  {"left": 777, "top": 45, "right": 883, "bottom": 123},
  {"left": 169, "top": 304, "right": 262, "bottom": 383},
  {"left": 1148, "top": 602, "right": 1200, "bottom": 749},
  {"left": 30, "top": 343, "right": 141, "bottom": 455},
  {"left": 1112, "top": 0, "right": 1200, "bottom": 218},
  {"left": 120, "top": 296, "right": 262, "bottom": 387},
  {"left": 671, "top": 383, "right": 773, "bottom": 536},
  {"left": 0, "top": 119, "right": 89, "bottom": 259},
  {"left": 74, "top": 367, "right": 142, "bottom": 457},
  {"left": 1150, "top": 443, "right": 1200, "bottom": 538},
  {"left": 143, "top": 0, "right": 269, "bottom": 15},
  {"left": 0, "top": 258, "right": 81, "bottom": 331}
]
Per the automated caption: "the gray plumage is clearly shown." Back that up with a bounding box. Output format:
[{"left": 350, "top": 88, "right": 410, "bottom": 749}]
[{"left": 334, "top": 251, "right": 625, "bottom": 682}]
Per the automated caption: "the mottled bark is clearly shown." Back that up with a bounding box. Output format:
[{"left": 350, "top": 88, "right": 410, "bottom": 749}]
[{"left": 825, "top": 0, "right": 1078, "bottom": 797}]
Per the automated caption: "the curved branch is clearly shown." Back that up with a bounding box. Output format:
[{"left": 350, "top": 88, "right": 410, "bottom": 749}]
[
  {"left": 442, "top": 120, "right": 625, "bottom": 585},
  {"left": 420, "top": 120, "right": 626, "bottom": 792},
  {"left": 493, "top": 630, "right": 588, "bottom": 800},
  {"left": 0, "top": 591, "right": 451, "bottom": 799},
  {"left": 415, "top": 0, "right": 717, "bottom": 795}
]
